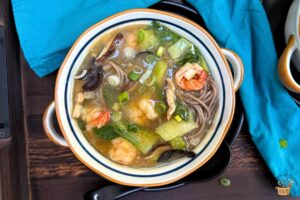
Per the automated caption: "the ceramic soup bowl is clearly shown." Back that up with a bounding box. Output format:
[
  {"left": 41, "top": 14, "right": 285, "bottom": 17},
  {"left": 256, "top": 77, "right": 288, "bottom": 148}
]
[
  {"left": 43, "top": 9, "right": 244, "bottom": 187},
  {"left": 278, "top": 0, "right": 300, "bottom": 93}
]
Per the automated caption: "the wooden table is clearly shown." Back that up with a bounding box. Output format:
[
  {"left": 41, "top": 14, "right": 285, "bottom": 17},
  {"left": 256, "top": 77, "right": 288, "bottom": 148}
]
[{"left": 0, "top": 0, "right": 297, "bottom": 199}]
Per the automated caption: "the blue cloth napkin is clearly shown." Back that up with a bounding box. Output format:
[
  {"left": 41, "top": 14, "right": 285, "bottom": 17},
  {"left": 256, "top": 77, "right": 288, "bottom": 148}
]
[
  {"left": 188, "top": 0, "right": 300, "bottom": 196},
  {"left": 12, "top": 0, "right": 300, "bottom": 196},
  {"left": 11, "top": 0, "right": 159, "bottom": 77}
]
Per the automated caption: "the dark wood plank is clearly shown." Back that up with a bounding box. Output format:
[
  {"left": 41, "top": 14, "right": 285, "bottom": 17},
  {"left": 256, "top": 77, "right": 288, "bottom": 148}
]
[{"left": 0, "top": 1, "right": 30, "bottom": 200}]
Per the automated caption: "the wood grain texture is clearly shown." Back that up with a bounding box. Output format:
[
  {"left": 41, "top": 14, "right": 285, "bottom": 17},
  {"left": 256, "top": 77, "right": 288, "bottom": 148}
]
[{"left": 0, "top": 1, "right": 30, "bottom": 200}]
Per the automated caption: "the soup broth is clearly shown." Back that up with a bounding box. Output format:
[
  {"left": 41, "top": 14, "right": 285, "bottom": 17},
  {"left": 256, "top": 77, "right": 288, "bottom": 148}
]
[{"left": 72, "top": 21, "right": 219, "bottom": 167}]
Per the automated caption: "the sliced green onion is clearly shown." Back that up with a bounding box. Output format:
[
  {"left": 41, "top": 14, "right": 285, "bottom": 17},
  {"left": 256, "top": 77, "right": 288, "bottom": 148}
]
[
  {"left": 174, "top": 115, "right": 182, "bottom": 122},
  {"left": 118, "top": 91, "right": 130, "bottom": 104},
  {"left": 155, "top": 102, "right": 167, "bottom": 115},
  {"left": 128, "top": 71, "right": 140, "bottom": 81},
  {"left": 279, "top": 139, "right": 288, "bottom": 148},
  {"left": 157, "top": 46, "right": 164, "bottom": 57},
  {"left": 139, "top": 68, "right": 153, "bottom": 84},
  {"left": 137, "top": 29, "right": 145, "bottom": 42},
  {"left": 219, "top": 178, "right": 231, "bottom": 187},
  {"left": 111, "top": 111, "right": 122, "bottom": 122},
  {"left": 144, "top": 54, "right": 157, "bottom": 64}
]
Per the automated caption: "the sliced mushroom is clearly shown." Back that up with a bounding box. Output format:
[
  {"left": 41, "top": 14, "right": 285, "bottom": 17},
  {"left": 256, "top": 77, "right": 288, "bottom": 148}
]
[
  {"left": 166, "top": 78, "right": 176, "bottom": 120},
  {"left": 145, "top": 145, "right": 172, "bottom": 160},
  {"left": 157, "top": 149, "right": 196, "bottom": 163},
  {"left": 82, "top": 67, "right": 103, "bottom": 91},
  {"left": 95, "top": 33, "right": 123, "bottom": 65}
]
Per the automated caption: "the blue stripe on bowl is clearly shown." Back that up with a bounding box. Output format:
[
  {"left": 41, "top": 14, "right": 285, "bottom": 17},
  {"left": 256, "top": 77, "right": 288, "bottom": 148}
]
[{"left": 64, "top": 18, "right": 226, "bottom": 177}]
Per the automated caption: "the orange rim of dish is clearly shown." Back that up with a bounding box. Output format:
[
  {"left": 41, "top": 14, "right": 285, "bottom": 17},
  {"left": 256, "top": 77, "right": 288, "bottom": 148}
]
[{"left": 54, "top": 9, "right": 236, "bottom": 187}]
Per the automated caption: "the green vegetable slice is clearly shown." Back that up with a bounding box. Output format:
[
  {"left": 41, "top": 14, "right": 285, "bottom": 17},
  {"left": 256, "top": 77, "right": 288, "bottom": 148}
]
[
  {"left": 167, "top": 38, "right": 192, "bottom": 60},
  {"left": 198, "top": 50, "right": 210, "bottom": 72},
  {"left": 102, "top": 83, "right": 120, "bottom": 109},
  {"left": 151, "top": 20, "right": 180, "bottom": 45},
  {"left": 219, "top": 178, "right": 231, "bottom": 187},
  {"left": 170, "top": 137, "right": 186, "bottom": 149},
  {"left": 144, "top": 54, "right": 157, "bottom": 64},
  {"left": 154, "top": 102, "right": 167, "bottom": 115},
  {"left": 152, "top": 60, "right": 168, "bottom": 88},
  {"left": 113, "top": 123, "right": 160, "bottom": 154},
  {"left": 137, "top": 28, "right": 159, "bottom": 50},
  {"left": 118, "top": 91, "right": 130, "bottom": 104},
  {"left": 157, "top": 46, "right": 164, "bottom": 57},
  {"left": 155, "top": 119, "right": 198, "bottom": 141},
  {"left": 174, "top": 102, "right": 191, "bottom": 121},
  {"left": 127, "top": 123, "right": 140, "bottom": 133},
  {"left": 93, "top": 125, "right": 119, "bottom": 141},
  {"left": 77, "top": 120, "right": 86, "bottom": 130},
  {"left": 128, "top": 71, "right": 140, "bottom": 81}
]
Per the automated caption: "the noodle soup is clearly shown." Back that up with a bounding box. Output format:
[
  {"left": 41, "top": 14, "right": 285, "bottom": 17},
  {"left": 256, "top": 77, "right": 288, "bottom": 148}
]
[{"left": 72, "top": 21, "right": 219, "bottom": 167}]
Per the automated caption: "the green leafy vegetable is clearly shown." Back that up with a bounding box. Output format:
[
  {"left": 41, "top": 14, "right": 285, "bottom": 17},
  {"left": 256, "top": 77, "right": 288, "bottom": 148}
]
[
  {"left": 137, "top": 28, "right": 159, "bottom": 50},
  {"left": 127, "top": 123, "right": 140, "bottom": 133},
  {"left": 152, "top": 60, "right": 168, "bottom": 88},
  {"left": 175, "top": 45, "right": 200, "bottom": 67},
  {"left": 93, "top": 125, "right": 119, "bottom": 140},
  {"left": 174, "top": 102, "right": 191, "bottom": 121},
  {"left": 170, "top": 137, "right": 186, "bottom": 150},
  {"left": 154, "top": 102, "right": 167, "bottom": 115},
  {"left": 156, "top": 46, "right": 164, "bottom": 57},
  {"left": 174, "top": 115, "right": 182, "bottom": 122},
  {"left": 155, "top": 119, "right": 198, "bottom": 141},
  {"left": 128, "top": 71, "right": 140, "bottom": 81},
  {"left": 198, "top": 51, "right": 210, "bottom": 72},
  {"left": 144, "top": 54, "right": 157, "bottom": 64},
  {"left": 102, "top": 83, "right": 120, "bottom": 108},
  {"left": 113, "top": 122, "right": 161, "bottom": 154},
  {"left": 152, "top": 20, "right": 180, "bottom": 45},
  {"left": 118, "top": 91, "right": 130, "bottom": 104},
  {"left": 77, "top": 120, "right": 86, "bottom": 130},
  {"left": 167, "top": 38, "right": 192, "bottom": 60}
]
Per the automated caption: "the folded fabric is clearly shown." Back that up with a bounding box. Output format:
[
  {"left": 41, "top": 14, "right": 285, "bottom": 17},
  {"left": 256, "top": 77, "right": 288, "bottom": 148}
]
[
  {"left": 12, "top": 0, "right": 300, "bottom": 196},
  {"left": 11, "top": 0, "right": 159, "bottom": 77},
  {"left": 188, "top": 0, "right": 300, "bottom": 196}
]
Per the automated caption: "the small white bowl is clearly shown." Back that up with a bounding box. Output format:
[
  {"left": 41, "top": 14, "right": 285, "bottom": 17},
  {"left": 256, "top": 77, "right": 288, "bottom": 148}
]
[{"left": 43, "top": 9, "right": 244, "bottom": 187}]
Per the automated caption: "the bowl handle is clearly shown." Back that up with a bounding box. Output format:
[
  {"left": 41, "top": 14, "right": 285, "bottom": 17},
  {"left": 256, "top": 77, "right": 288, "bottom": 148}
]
[
  {"left": 43, "top": 101, "right": 69, "bottom": 147},
  {"left": 278, "top": 34, "right": 300, "bottom": 93},
  {"left": 221, "top": 48, "right": 244, "bottom": 92}
]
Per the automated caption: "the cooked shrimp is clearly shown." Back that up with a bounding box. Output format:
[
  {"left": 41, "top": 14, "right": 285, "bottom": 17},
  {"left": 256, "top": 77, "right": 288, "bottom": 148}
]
[
  {"left": 175, "top": 63, "right": 208, "bottom": 91},
  {"left": 88, "top": 109, "right": 110, "bottom": 128},
  {"left": 139, "top": 99, "right": 158, "bottom": 120},
  {"left": 109, "top": 137, "right": 138, "bottom": 165},
  {"left": 166, "top": 78, "right": 176, "bottom": 120},
  {"left": 124, "top": 31, "right": 138, "bottom": 48}
]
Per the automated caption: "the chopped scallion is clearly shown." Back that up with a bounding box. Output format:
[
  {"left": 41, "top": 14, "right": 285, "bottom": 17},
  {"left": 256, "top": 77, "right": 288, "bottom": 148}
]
[
  {"left": 118, "top": 91, "right": 130, "bottom": 104},
  {"left": 128, "top": 71, "right": 140, "bottom": 81},
  {"left": 154, "top": 102, "right": 167, "bottom": 115},
  {"left": 174, "top": 115, "right": 182, "bottom": 122}
]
